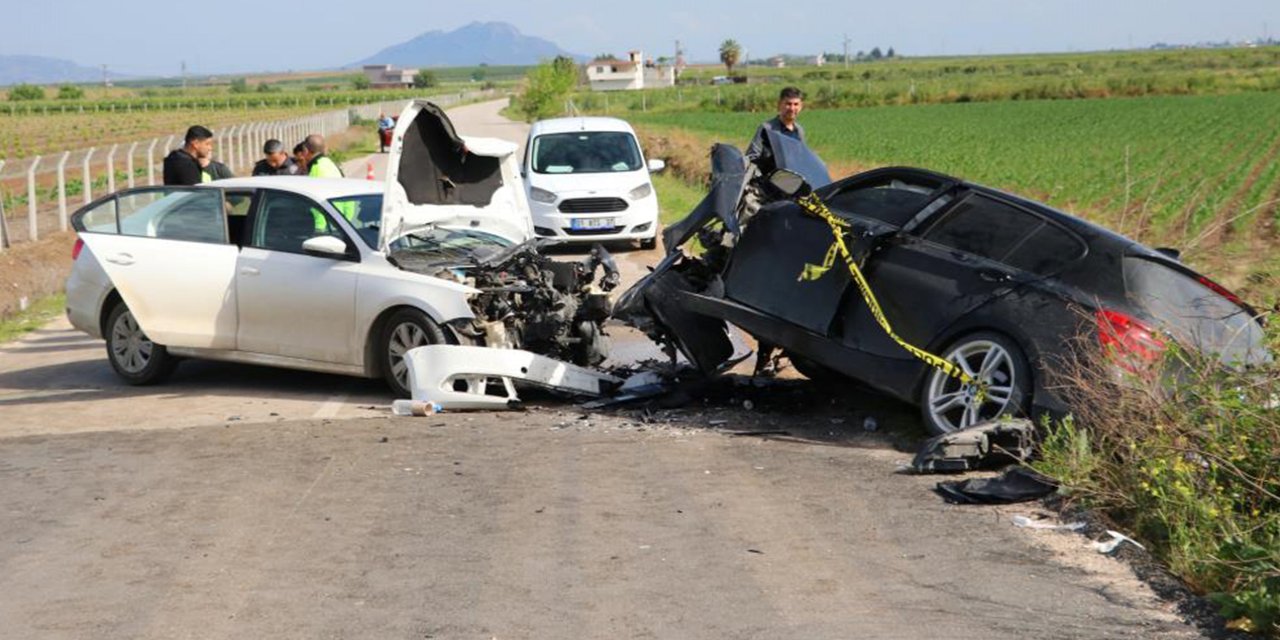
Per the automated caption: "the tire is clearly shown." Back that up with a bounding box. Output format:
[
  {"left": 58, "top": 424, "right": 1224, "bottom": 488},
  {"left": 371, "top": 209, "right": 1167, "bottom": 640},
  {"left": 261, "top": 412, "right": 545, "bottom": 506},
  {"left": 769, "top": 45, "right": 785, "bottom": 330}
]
[
  {"left": 788, "top": 352, "right": 845, "bottom": 385},
  {"left": 640, "top": 235, "right": 658, "bottom": 251},
  {"left": 379, "top": 308, "right": 446, "bottom": 398},
  {"left": 918, "top": 331, "right": 1031, "bottom": 436},
  {"left": 104, "top": 300, "right": 177, "bottom": 385}
]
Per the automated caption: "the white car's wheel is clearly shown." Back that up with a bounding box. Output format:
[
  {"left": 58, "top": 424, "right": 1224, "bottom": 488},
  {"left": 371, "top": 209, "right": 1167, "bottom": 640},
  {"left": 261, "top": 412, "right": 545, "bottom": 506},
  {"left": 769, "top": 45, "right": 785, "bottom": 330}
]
[
  {"left": 105, "top": 300, "right": 176, "bottom": 385},
  {"left": 919, "top": 332, "right": 1030, "bottom": 436},
  {"left": 379, "top": 308, "right": 445, "bottom": 397}
]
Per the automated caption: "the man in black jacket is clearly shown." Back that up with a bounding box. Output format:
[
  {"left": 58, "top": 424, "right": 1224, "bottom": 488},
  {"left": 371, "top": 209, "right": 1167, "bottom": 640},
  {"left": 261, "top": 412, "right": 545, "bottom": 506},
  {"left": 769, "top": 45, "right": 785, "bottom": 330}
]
[
  {"left": 163, "top": 125, "right": 215, "bottom": 185},
  {"left": 252, "top": 139, "right": 301, "bottom": 176}
]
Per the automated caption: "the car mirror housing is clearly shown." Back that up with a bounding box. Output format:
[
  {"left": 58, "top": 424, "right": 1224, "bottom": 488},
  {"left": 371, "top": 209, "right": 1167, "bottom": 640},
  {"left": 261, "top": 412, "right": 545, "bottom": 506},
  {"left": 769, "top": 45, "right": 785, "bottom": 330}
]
[
  {"left": 647, "top": 158, "right": 667, "bottom": 173},
  {"left": 768, "top": 169, "right": 811, "bottom": 198},
  {"left": 302, "top": 235, "right": 353, "bottom": 259}
]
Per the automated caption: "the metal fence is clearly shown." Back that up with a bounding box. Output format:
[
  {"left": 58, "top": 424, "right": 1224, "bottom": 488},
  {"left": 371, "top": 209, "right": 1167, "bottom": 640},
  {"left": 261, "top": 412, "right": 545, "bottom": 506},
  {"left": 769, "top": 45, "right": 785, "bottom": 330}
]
[{"left": 0, "top": 90, "right": 494, "bottom": 250}]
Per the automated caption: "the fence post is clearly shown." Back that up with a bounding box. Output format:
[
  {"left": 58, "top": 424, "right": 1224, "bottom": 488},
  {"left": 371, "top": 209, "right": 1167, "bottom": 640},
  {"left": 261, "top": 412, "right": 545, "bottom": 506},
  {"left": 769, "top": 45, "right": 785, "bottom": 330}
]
[
  {"left": 0, "top": 160, "right": 8, "bottom": 250},
  {"left": 56, "top": 151, "right": 71, "bottom": 232},
  {"left": 126, "top": 141, "right": 138, "bottom": 188},
  {"left": 106, "top": 144, "right": 118, "bottom": 194},
  {"left": 238, "top": 125, "right": 248, "bottom": 171},
  {"left": 27, "top": 156, "right": 42, "bottom": 241},
  {"left": 146, "top": 139, "right": 159, "bottom": 186},
  {"left": 82, "top": 147, "right": 96, "bottom": 204}
]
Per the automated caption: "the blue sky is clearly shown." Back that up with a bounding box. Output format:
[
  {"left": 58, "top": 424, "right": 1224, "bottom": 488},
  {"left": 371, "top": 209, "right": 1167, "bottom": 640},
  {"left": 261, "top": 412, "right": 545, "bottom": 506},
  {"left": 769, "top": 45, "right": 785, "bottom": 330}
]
[{"left": 6, "top": 0, "right": 1279, "bottom": 76}]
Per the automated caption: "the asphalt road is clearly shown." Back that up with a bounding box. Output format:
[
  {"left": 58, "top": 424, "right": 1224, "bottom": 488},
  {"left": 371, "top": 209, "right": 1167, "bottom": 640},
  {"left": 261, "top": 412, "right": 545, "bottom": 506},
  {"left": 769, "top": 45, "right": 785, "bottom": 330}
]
[{"left": 0, "top": 100, "right": 1205, "bottom": 638}]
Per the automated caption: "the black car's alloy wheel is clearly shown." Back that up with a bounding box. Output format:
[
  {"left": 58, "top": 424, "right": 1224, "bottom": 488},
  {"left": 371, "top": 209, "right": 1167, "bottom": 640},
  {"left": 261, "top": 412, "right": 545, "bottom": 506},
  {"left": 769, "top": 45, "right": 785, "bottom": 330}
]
[{"left": 920, "top": 332, "right": 1030, "bottom": 435}]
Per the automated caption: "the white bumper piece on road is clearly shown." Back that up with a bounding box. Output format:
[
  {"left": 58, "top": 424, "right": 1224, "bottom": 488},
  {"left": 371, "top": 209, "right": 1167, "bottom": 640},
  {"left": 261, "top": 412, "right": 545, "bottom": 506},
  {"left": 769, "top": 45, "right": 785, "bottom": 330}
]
[{"left": 404, "top": 345, "right": 622, "bottom": 411}]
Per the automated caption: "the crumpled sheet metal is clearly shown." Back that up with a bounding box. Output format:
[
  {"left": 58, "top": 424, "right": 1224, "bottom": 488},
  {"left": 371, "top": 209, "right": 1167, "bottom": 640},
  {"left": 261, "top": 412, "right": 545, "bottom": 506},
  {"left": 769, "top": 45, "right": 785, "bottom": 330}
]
[
  {"left": 935, "top": 466, "right": 1059, "bottom": 505},
  {"left": 911, "top": 418, "right": 1036, "bottom": 474},
  {"left": 405, "top": 345, "right": 622, "bottom": 411}
]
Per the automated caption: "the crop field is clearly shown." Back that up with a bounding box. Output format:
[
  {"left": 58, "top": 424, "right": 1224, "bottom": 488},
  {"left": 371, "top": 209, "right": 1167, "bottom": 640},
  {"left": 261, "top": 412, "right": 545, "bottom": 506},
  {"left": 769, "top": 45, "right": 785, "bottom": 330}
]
[{"left": 628, "top": 91, "right": 1280, "bottom": 297}]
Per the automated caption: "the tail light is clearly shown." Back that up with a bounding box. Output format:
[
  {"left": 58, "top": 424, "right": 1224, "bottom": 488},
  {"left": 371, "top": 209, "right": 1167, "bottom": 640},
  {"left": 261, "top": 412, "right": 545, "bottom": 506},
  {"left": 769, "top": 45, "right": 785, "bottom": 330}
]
[
  {"left": 1196, "top": 276, "right": 1243, "bottom": 306},
  {"left": 72, "top": 237, "right": 84, "bottom": 261},
  {"left": 1096, "top": 308, "right": 1165, "bottom": 370}
]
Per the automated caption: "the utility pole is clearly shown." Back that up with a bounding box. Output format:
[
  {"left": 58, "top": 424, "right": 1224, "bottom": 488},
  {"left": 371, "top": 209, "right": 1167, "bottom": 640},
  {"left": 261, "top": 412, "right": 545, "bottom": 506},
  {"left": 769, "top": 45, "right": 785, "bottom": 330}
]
[
  {"left": 101, "top": 64, "right": 109, "bottom": 87},
  {"left": 843, "top": 33, "right": 851, "bottom": 68},
  {"left": 181, "top": 60, "right": 187, "bottom": 91}
]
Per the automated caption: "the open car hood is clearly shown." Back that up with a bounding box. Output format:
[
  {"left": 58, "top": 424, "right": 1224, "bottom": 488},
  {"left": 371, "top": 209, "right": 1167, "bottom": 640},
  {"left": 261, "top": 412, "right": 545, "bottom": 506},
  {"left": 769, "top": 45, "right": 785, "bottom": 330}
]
[{"left": 379, "top": 100, "right": 534, "bottom": 251}]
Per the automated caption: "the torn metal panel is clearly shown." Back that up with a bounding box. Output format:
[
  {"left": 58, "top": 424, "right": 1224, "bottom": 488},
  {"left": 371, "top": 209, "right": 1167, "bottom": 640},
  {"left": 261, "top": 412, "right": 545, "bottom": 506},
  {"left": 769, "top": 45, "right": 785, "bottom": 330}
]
[
  {"left": 935, "top": 466, "right": 1058, "bottom": 505},
  {"left": 405, "top": 345, "right": 622, "bottom": 411},
  {"left": 911, "top": 418, "right": 1036, "bottom": 473},
  {"left": 661, "top": 143, "right": 750, "bottom": 253}
]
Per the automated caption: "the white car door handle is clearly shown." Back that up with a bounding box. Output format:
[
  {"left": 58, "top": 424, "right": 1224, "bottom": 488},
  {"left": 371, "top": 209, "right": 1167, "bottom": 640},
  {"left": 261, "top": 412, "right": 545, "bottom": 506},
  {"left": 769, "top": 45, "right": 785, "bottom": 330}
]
[
  {"left": 239, "top": 266, "right": 260, "bottom": 276},
  {"left": 105, "top": 253, "right": 134, "bottom": 266}
]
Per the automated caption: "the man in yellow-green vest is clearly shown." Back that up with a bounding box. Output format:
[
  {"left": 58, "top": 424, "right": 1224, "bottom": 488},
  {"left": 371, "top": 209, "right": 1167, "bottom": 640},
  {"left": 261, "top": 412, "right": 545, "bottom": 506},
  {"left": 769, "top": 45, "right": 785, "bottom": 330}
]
[{"left": 299, "top": 134, "right": 344, "bottom": 178}]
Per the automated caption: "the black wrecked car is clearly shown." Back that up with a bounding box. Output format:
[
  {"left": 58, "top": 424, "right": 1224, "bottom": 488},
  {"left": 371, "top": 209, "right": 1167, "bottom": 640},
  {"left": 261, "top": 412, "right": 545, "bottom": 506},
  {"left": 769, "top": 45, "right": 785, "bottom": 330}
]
[{"left": 618, "top": 134, "right": 1269, "bottom": 435}]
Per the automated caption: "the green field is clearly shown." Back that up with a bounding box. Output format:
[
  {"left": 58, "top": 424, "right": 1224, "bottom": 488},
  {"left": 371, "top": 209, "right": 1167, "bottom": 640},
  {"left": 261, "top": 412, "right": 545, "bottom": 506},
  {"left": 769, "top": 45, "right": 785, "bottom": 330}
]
[{"left": 631, "top": 92, "right": 1280, "bottom": 297}]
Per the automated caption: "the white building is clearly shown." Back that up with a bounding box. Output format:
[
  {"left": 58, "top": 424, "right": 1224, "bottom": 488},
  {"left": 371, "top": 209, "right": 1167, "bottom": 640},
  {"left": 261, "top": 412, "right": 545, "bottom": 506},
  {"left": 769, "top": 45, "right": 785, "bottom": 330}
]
[
  {"left": 363, "top": 64, "right": 417, "bottom": 89},
  {"left": 586, "top": 51, "right": 677, "bottom": 91}
]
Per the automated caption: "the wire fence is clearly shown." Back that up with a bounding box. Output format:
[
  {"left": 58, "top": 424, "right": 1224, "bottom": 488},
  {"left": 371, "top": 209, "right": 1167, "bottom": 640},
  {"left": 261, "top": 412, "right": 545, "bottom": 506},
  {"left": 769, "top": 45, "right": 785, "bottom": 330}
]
[{"left": 0, "top": 90, "right": 494, "bottom": 250}]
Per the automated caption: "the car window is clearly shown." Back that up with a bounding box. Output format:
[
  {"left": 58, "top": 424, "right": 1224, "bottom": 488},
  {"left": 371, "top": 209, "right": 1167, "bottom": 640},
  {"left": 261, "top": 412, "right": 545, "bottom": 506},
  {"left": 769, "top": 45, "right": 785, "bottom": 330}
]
[
  {"left": 116, "top": 189, "right": 227, "bottom": 244},
  {"left": 251, "top": 190, "right": 347, "bottom": 254},
  {"left": 531, "top": 132, "right": 642, "bottom": 174},
  {"left": 329, "top": 194, "right": 382, "bottom": 249},
  {"left": 921, "top": 194, "right": 1043, "bottom": 263},
  {"left": 77, "top": 197, "right": 120, "bottom": 234},
  {"left": 1002, "top": 223, "right": 1086, "bottom": 274},
  {"left": 826, "top": 182, "right": 936, "bottom": 227}
]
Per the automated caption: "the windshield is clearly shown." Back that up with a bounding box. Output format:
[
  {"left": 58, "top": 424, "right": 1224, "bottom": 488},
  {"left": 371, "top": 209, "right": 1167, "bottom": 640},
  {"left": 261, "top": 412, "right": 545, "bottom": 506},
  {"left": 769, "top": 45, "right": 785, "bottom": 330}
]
[
  {"left": 329, "top": 194, "right": 383, "bottom": 249},
  {"left": 388, "top": 226, "right": 515, "bottom": 269},
  {"left": 531, "top": 131, "right": 642, "bottom": 174},
  {"left": 1124, "top": 257, "right": 1269, "bottom": 367}
]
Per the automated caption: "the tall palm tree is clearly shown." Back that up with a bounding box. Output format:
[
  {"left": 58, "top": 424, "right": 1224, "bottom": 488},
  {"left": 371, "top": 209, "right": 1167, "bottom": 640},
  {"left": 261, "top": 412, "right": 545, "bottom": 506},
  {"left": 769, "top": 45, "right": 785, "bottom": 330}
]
[{"left": 719, "top": 39, "right": 742, "bottom": 74}]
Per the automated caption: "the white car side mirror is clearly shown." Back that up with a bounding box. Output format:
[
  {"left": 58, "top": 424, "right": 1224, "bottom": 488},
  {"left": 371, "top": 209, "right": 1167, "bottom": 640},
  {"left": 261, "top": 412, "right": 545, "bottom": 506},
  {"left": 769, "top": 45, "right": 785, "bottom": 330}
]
[
  {"left": 647, "top": 158, "right": 666, "bottom": 173},
  {"left": 302, "top": 235, "right": 351, "bottom": 259}
]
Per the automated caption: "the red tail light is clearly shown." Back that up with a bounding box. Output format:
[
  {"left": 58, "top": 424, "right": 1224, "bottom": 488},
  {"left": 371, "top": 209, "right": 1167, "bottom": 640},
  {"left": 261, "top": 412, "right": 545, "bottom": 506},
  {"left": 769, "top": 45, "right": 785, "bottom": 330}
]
[
  {"left": 72, "top": 237, "right": 84, "bottom": 261},
  {"left": 1196, "top": 275, "right": 1243, "bottom": 307},
  {"left": 1096, "top": 309, "right": 1165, "bottom": 369}
]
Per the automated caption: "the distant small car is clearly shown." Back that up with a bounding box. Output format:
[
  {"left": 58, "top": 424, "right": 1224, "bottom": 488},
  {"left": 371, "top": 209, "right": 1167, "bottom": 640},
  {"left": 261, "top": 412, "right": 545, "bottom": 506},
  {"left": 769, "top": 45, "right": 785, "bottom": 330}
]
[
  {"left": 66, "top": 101, "right": 617, "bottom": 397},
  {"left": 619, "top": 135, "right": 1270, "bottom": 435},
  {"left": 522, "top": 117, "right": 665, "bottom": 248}
]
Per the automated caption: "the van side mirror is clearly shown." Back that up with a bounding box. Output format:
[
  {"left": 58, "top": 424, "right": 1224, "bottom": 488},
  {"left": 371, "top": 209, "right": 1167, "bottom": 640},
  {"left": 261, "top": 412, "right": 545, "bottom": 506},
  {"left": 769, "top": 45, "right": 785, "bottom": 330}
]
[
  {"left": 767, "top": 169, "right": 811, "bottom": 198},
  {"left": 647, "top": 158, "right": 666, "bottom": 173}
]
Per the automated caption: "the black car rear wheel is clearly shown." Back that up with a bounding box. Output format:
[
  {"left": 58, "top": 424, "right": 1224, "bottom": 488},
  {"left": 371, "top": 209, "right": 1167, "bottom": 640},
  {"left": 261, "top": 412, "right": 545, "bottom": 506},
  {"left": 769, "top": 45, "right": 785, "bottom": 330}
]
[
  {"left": 379, "top": 308, "right": 446, "bottom": 397},
  {"left": 919, "top": 331, "right": 1030, "bottom": 436}
]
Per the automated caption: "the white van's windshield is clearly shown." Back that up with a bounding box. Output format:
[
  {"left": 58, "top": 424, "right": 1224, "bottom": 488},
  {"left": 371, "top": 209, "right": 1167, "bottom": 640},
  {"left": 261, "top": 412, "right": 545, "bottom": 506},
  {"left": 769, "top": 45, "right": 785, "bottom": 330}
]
[{"left": 531, "top": 132, "right": 642, "bottom": 174}]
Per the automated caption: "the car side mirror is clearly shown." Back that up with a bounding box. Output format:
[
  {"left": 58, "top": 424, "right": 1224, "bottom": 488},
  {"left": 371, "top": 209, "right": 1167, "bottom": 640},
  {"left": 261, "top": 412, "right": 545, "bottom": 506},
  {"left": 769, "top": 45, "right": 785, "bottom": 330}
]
[
  {"left": 768, "top": 169, "right": 811, "bottom": 198},
  {"left": 302, "top": 235, "right": 352, "bottom": 259},
  {"left": 647, "top": 158, "right": 666, "bottom": 173}
]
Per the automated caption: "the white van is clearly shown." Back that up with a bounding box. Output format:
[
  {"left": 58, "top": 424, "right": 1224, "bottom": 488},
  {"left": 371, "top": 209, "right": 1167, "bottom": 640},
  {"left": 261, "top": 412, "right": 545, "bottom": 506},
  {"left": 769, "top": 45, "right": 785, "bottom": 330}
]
[{"left": 523, "top": 117, "right": 664, "bottom": 248}]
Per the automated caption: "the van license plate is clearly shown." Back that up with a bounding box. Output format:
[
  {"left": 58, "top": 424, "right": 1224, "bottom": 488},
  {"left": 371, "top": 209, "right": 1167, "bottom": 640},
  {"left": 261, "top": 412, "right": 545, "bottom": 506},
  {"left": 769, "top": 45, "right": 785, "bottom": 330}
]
[{"left": 571, "top": 218, "right": 615, "bottom": 230}]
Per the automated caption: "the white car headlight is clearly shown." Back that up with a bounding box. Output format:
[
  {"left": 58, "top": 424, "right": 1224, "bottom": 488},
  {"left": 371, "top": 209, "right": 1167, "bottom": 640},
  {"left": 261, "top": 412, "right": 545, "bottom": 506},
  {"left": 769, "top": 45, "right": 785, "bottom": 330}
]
[
  {"left": 628, "top": 183, "right": 653, "bottom": 200},
  {"left": 529, "top": 186, "right": 558, "bottom": 204}
]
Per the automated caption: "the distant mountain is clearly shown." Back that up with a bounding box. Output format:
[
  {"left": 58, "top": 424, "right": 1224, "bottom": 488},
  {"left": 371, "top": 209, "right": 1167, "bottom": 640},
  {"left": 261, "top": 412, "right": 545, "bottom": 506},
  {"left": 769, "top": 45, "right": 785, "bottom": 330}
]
[
  {"left": 0, "top": 55, "right": 107, "bottom": 86},
  {"left": 350, "top": 22, "right": 584, "bottom": 67}
]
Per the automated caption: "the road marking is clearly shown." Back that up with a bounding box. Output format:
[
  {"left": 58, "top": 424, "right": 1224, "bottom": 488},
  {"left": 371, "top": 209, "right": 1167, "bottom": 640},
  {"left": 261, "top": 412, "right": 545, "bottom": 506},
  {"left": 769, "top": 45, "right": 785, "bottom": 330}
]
[{"left": 312, "top": 393, "right": 349, "bottom": 419}]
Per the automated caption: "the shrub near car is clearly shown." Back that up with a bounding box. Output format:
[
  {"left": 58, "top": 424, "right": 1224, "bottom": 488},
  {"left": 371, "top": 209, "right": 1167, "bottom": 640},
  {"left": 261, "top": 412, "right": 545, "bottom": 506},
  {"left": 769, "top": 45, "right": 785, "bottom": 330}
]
[
  {"left": 523, "top": 117, "right": 665, "bottom": 248},
  {"left": 65, "top": 101, "right": 618, "bottom": 397}
]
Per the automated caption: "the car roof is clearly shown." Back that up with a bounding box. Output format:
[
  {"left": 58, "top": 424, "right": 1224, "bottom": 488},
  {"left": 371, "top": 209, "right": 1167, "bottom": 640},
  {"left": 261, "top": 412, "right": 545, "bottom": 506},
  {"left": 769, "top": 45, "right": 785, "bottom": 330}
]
[
  {"left": 530, "top": 117, "right": 637, "bottom": 136},
  {"left": 202, "top": 176, "right": 381, "bottom": 200}
]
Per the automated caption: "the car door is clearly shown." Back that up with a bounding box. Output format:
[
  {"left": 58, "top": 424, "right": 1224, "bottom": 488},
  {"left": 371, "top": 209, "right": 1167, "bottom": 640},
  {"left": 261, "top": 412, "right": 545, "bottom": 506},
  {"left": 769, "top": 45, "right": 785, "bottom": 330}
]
[
  {"left": 845, "top": 191, "right": 1046, "bottom": 358},
  {"left": 235, "top": 188, "right": 360, "bottom": 364},
  {"left": 73, "top": 187, "right": 239, "bottom": 349}
]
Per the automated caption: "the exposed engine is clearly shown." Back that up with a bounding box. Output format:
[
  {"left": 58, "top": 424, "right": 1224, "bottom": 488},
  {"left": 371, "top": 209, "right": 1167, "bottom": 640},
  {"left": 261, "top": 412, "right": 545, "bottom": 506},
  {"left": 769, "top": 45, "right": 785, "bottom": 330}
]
[{"left": 389, "top": 240, "right": 619, "bottom": 367}]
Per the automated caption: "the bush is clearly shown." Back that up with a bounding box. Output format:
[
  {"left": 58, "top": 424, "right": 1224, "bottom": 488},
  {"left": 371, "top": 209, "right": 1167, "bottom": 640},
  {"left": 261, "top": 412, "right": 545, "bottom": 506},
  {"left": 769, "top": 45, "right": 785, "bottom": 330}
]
[
  {"left": 228, "top": 78, "right": 249, "bottom": 94},
  {"left": 1035, "top": 326, "right": 1280, "bottom": 635},
  {"left": 515, "top": 57, "right": 578, "bottom": 122},
  {"left": 57, "top": 84, "right": 85, "bottom": 100},
  {"left": 413, "top": 70, "right": 438, "bottom": 89},
  {"left": 8, "top": 84, "right": 45, "bottom": 101},
  {"left": 352, "top": 74, "right": 371, "bottom": 91}
]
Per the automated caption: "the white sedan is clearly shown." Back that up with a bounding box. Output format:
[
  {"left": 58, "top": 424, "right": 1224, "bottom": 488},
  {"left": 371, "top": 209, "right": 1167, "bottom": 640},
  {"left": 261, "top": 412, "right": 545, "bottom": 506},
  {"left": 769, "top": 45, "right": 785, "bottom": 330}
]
[{"left": 66, "top": 101, "right": 615, "bottom": 396}]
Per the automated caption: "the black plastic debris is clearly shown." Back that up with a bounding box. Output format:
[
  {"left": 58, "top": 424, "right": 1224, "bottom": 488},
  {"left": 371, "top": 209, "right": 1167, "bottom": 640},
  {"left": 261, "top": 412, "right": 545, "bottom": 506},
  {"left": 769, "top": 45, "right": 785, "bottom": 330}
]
[
  {"left": 911, "top": 418, "right": 1035, "bottom": 473},
  {"left": 935, "top": 467, "right": 1059, "bottom": 505}
]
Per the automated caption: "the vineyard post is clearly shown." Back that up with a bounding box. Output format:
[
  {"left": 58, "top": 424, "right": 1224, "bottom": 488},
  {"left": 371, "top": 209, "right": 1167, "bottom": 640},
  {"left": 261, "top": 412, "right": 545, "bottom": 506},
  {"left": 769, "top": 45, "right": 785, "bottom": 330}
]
[
  {"left": 126, "top": 142, "right": 138, "bottom": 188},
  {"left": 82, "top": 147, "right": 96, "bottom": 205},
  {"left": 56, "top": 151, "right": 71, "bottom": 233},
  {"left": 222, "top": 125, "right": 235, "bottom": 173},
  {"left": 239, "top": 125, "right": 249, "bottom": 171},
  {"left": 146, "top": 139, "right": 158, "bottom": 186},
  {"left": 161, "top": 135, "right": 175, "bottom": 177},
  {"left": 26, "top": 156, "right": 41, "bottom": 241},
  {"left": 0, "top": 160, "right": 8, "bottom": 251},
  {"left": 106, "top": 144, "right": 118, "bottom": 194}
]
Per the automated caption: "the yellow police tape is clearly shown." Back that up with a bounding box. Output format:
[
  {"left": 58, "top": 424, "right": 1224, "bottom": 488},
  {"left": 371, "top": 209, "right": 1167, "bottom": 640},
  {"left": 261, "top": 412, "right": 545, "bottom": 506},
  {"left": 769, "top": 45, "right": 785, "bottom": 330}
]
[{"left": 793, "top": 192, "right": 983, "bottom": 392}]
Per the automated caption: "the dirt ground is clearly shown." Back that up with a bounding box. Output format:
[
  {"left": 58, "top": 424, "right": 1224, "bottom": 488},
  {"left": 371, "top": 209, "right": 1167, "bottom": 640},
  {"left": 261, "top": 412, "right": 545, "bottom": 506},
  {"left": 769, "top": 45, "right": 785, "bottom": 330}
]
[{"left": 0, "top": 229, "right": 75, "bottom": 318}]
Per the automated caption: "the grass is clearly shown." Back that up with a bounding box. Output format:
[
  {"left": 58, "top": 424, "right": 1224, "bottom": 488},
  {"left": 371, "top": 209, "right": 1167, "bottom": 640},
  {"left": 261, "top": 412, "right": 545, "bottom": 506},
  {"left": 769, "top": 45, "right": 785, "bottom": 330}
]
[
  {"left": 0, "top": 293, "right": 66, "bottom": 343},
  {"left": 652, "top": 171, "right": 705, "bottom": 225}
]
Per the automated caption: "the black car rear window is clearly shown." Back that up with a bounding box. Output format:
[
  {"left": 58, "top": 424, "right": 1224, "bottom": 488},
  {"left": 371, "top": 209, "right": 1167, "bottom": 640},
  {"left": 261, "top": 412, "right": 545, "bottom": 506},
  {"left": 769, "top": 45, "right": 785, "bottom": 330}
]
[
  {"left": 922, "top": 194, "right": 1042, "bottom": 261},
  {"left": 1124, "top": 257, "right": 1268, "bottom": 366}
]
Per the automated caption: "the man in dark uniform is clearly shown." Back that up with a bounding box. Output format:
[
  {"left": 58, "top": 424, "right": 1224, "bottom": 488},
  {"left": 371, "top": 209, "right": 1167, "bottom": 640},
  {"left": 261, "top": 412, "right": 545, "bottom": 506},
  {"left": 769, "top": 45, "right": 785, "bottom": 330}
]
[
  {"left": 745, "top": 86, "right": 805, "bottom": 174},
  {"left": 163, "top": 125, "right": 214, "bottom": 185},
  {"left": 252, "top": 139, "right": 301, "bottom": 176}
]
